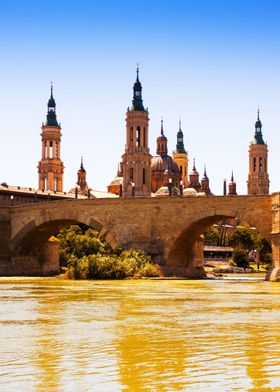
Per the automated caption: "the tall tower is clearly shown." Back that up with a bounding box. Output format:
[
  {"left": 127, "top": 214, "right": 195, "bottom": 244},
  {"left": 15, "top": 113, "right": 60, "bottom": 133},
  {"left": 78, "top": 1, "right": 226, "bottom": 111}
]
[
  {"left": 122, "top": 68, "right": 151, "bottom": 196},
  {"left": 77, "top": 157, "right": 87, "bottom": 192},
  {"left": 228, "top": 172, "right": 237, "bottom": 195},
  {"left": 201, "top": 165, "right": 211, "bottom": 195},
  {"left": 247, "top": 109, "right": 269, "bottom": 195},
  {"left": 189, "top": 159, "right": 201, "bottom": 191},
  {"left": 173, "top": 119, "right": 189, "bottom": 187},
  {"left": 38, "top": 85, "right": 64, "bottom": 192}
]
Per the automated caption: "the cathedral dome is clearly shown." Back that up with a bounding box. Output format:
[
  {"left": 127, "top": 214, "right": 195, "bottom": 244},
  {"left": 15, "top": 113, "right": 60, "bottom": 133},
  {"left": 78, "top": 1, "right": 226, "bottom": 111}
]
[{"left": 151, "top": 154, "right": 180, "bottom": 173}]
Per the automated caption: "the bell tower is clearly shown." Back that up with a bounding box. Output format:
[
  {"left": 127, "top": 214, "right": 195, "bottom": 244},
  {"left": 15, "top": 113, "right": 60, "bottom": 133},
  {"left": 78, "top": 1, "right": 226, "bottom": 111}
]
[
  {"left": 38, "top": 85, "right": 64, "bottom": 192},
  {"left": 247, "top": 109, "right": 269, "bottom": 195},
  {"left": 173, "top": 119, "right": 189, "bottom": 187},
  {"left": 122, "top": 67, "right": 151, "bottom": 196}
]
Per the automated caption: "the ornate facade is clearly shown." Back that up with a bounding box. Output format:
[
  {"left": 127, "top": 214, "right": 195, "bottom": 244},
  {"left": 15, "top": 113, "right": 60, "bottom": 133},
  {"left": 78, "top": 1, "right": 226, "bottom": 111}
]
[
  {"left": 247, "top": 110, "right": 269, "bottom": 195},
  {"left": 37, "top": 86, "right": 64, "bottom": 192}
]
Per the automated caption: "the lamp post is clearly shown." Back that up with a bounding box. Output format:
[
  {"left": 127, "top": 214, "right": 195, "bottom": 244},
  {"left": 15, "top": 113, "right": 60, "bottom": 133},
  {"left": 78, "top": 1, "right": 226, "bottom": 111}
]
[
  {"left": 132, "top": 182, "right": 135, "bottom": 197},
  {"left": 119, "top": 183, "right": 123, "bottom": 198},
  {"left": 168, "top": 178, "right": 172, "bottom": 196},
  {"left": 180, "top": 180, "right": 183, "bottom": 196},
  {"left": 75, "top": 187, "right": 78, "bottom": 199},
  {"left": 10, "top": 195, "right": 14, "bottom": 206}
]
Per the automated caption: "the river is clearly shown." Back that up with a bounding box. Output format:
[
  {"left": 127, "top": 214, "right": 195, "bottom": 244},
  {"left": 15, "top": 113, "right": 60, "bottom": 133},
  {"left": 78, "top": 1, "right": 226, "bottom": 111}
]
[{"left": 0, "top": 278, "right": 280, "bottom": 391}]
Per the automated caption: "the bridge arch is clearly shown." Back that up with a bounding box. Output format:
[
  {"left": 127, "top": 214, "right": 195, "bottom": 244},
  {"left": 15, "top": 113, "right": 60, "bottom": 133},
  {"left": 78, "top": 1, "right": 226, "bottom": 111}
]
[
  {"left": 9, "top": 205, "right": 119, "bottom": 276},
  {"left": 11, "top": 207, "right": 118, "bottom": 253},
  {"left": 167, "top": 207, "right": 271, "bottom": 271}
]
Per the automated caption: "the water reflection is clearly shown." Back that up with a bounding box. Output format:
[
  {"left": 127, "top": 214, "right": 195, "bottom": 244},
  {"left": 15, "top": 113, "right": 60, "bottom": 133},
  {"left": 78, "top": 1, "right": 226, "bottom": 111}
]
[{"left": 0, "top": 279, "right": 280, "bottom": 391}]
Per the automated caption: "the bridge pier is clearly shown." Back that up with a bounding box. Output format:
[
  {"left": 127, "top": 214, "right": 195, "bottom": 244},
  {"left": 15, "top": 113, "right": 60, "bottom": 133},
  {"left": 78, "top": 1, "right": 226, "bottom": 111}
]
[
  {"left": 0, "top": 209, "right": 12, "bottom": 275},
  {"left": 162, "top": 237, "right": 206, "bottom": 278},
  {"left": 9, "top": 240, "right": 60, "bottom": 276},
  {"left": 266, "top": 193, "right": 280, "bottom": 281}
]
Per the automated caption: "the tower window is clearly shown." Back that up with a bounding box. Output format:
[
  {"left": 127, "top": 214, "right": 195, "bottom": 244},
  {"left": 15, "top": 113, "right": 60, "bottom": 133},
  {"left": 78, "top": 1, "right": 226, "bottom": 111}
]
[
  {"left": 136, "top": 127, "right": 141, "bottom": 147},
  {"left": 143, "top": 127, "right": 146, "bottom": 147},
  {"left": 259, "top": 158, "right": 263, "bottom": 173},
  {"left": 264, "top": 158, "right": 267, "bottom": 172},
  {"left": 180, "top": 165, "right": 182, "bottom": 174},
  {"left": 253, "top": 158, "right": 256, "bottom": 172},
  {"left": 50, "top": 141, "right": 53, "bottom": 158},
  {"left": 130, "top": 127, "right": 133, "bottom": 144},
  {"left": 143, "top": 168, "right": 146, "bottom": 185},
  {"left": 54, "top": 177, "right": 58, "bottom": 192},
  {"left": 130, "top": 168, "right": 133, "bottom": 181},
  {"left": 44, "top": 142, "right": 47, "bottom": 158},
  {"left": 43, "top": 178, "right": 47, "bottom": 191},
  {"left": 55, "top": 142, "right": 58, "bottom": 158}
]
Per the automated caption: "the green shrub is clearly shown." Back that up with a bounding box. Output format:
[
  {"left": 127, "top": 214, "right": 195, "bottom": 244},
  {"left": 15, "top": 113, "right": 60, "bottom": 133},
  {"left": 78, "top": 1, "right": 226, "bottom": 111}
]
[
  {"left": 232, "top": 247, "right": 249, "bottom": 269},
  {"left": 57, "top": 225, "right": 159, "bottom": 279}
]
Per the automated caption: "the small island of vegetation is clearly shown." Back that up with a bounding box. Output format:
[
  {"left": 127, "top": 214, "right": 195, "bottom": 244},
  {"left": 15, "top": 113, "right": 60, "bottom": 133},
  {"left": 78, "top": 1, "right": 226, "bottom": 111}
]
[{"left": 57, "top": 225, "right": 160, "bottom": 279}]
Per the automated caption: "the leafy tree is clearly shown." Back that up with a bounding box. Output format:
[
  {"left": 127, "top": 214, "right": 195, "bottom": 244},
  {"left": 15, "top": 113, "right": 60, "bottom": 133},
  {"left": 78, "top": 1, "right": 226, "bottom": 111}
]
[
  {"left": 57, "top": 225, "right": 159, "bottom": 279},
  {"left": 204, "top": 227, "right": 219, "bottom": 246},
  {"left": 227, "top": 227, "right": 254, "bottom": 251},
  {"left": 232, "top": 247, "right": 249, "bottom": 269}
]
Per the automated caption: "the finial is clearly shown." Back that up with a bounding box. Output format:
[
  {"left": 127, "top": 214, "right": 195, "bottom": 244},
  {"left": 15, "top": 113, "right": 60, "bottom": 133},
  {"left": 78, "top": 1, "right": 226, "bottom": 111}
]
[
  {"left": 231, "top": 171, "right": 234, "bottom": 182},
  {"left": 50, "top": 81, "right": 53, "bottom": 98},
  {"left": 179, "top": 117, "right": 181, "bottom": 130},
  {"left": 257, "top": 106, "right": 260, "bottom": 121},
  {"left": 136, "top": 63, "right": 139, "bottom": 81},
  {"left": 161, "top": 116, "right": 164, "bottom": 135},
  {"left": 204, "top": 164, "right": 207, "bottom": 176},
  {"left": 80, "top": 155, "right": 84, "bottom": 170},
  {"left": 193, "top": 158, "right": 196, "bottom": 170}
]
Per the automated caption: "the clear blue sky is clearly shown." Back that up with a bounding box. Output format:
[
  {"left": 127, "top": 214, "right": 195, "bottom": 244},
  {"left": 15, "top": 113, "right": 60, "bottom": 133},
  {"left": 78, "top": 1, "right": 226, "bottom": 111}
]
[{"left": 1, "top": 0, "right": 279, "bottom": 194}]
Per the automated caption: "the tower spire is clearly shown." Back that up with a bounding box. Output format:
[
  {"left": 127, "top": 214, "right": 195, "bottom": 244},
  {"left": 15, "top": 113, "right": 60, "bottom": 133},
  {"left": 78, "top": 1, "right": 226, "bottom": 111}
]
[
  {"left": 132, "top": 65, "right": 145, "bottom": 111},
  {"left": 46, "top": 84, "right": 58, "bottom": 127},
  {"left": 254, "top": 107, "right": 264, "bottom": 144},
  {"left": 161, "top": 117, "right": 164, "bottom": 135}
]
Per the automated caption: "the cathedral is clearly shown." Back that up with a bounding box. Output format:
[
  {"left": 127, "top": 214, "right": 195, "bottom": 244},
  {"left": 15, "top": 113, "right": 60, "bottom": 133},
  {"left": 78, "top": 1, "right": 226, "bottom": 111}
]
[
  {"left": 0, "top": 70, "right": 270, "bottom": 206},
  {"left": 108, "top": 68, "right": 214, "bottom": 197}
]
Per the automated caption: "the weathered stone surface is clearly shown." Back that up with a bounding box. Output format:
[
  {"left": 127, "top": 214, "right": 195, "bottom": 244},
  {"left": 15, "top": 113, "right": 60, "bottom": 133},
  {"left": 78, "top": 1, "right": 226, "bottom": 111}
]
[{"left": 0, "top": 194, "right": 278, "bottom": 278}]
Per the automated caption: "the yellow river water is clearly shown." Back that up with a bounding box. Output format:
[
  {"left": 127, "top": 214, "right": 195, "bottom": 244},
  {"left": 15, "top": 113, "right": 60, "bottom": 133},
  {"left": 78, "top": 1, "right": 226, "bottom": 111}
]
[{"left": 0, "top": 278, "right": 280, "bottom": 392}]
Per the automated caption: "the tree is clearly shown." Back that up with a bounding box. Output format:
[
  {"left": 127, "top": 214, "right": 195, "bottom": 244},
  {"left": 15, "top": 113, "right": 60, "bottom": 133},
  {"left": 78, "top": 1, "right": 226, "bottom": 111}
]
[{"left": 232, "top": 247, "right": 249, "bottom": 269}]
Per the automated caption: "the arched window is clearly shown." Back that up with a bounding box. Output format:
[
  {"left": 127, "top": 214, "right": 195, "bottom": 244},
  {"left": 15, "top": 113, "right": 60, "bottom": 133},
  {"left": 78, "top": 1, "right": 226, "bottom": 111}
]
[
  {"left": 259, "top": 158, "right": 263, "bottom": 173},
  {"left": 136, "top": 127, "right": 141, "bottom": 147},
  {"left": 253, "top": 157, "right": 256, "bottom": 172},
  {"left": 130, "top": 168, "right": 133, "bottom": 181},
  {"left": 130, "top": 127, "right": 133, "bottom": 144},
  {"left": 143, "top": 168, "right": 146, "bottom": 185},
  {"left": 54, "top": 178, "right": 58, "bottom": 192},
  {"left": 143, "top": 127, "right": 146, "bottom": 147}
]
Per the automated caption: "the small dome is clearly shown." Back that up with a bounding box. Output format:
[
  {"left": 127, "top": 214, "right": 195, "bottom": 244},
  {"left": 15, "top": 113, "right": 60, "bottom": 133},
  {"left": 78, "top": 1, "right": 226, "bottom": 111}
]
[
  {"left": 154, "top": 186, "right": 169, "bottom": 196},
  {"left": 157, "top": 134, "right": 167, "bottom": 142},
  {"left": 190, "top": 167, "right": 199, "bottom": 176},
  {"left": 154, "top": 185, "right": 179, "bottom": 197},
  {"left": 183, "top": 188, "right": 197, "bottom": 197},
  {"left": 110, "top": 176, "right": 123, "bottom": 185}
]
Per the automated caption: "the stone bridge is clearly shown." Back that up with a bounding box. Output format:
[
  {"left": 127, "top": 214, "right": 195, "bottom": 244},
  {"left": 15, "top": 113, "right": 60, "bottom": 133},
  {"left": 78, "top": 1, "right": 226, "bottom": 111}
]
[{"left": 0, "top": 193, "right": 280, "bottom": 279}]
